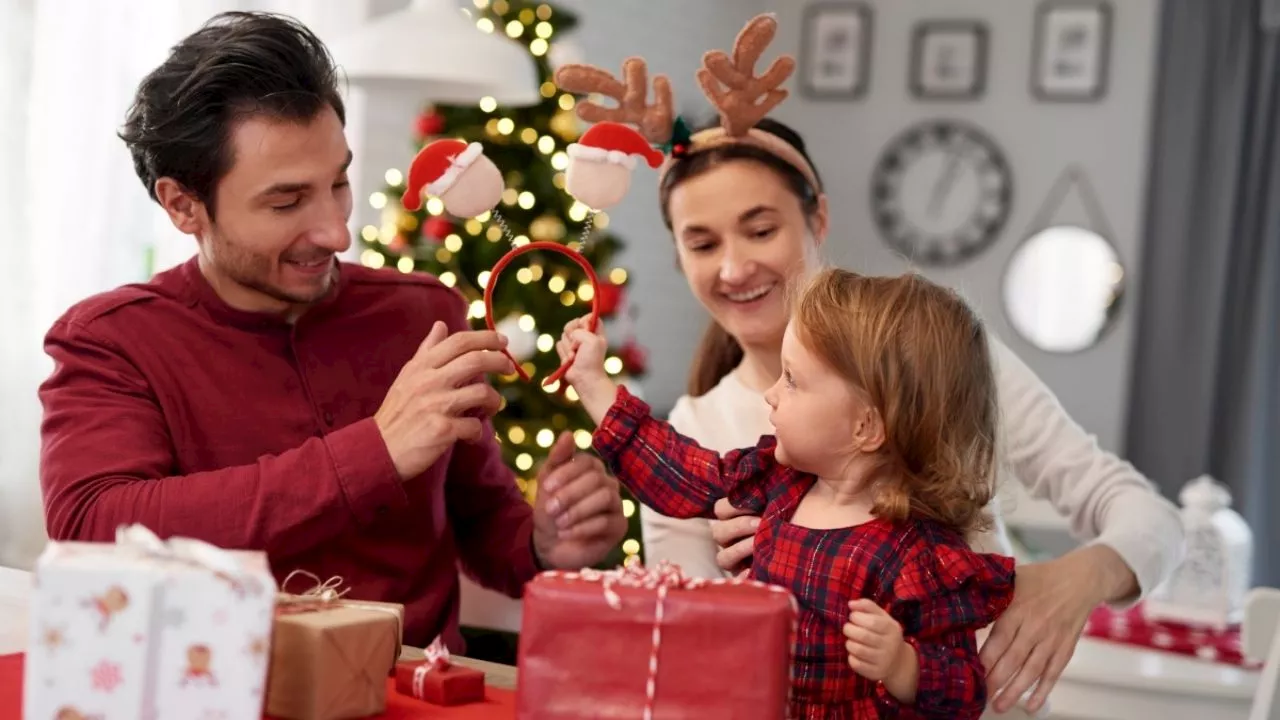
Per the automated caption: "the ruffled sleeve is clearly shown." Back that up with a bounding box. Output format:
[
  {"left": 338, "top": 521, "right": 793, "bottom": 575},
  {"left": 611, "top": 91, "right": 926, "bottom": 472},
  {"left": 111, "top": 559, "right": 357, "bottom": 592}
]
[{"left": 874, "top": 530, "right": 1016, "bottom": 719}]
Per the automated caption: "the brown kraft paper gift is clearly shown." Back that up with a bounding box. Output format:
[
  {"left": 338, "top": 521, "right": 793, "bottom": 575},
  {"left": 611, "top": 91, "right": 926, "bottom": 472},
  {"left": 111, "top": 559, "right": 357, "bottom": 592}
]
[
  {"left": 516, "top": 563, "right": 798, "bottom": 719},
  {"left": 265, "top": 574, "right": 404, "bottom": 720}
]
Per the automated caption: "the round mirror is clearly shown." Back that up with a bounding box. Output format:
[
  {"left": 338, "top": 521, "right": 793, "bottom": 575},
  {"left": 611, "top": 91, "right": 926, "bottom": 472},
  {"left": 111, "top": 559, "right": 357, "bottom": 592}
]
[{"left": 1002, "top": 225, "right": 1125, "bottom": 353}]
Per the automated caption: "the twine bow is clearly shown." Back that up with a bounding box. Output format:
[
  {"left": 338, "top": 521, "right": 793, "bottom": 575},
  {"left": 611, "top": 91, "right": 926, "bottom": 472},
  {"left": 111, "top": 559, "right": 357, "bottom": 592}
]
[
  {"left": 277, "top": 570, "right": 349, "bottom": 611},
  {"left": 574, "top": 560, "right": 708, "bottom": 610},
  {"left": 275, "top": 570, "right": 404, "bottom": 662},
  {"left": 114, "top": 524, "right": 247, "bottom": 579},
  {"left": 409, "top": 636, "right": 452, "bottom": 699}
]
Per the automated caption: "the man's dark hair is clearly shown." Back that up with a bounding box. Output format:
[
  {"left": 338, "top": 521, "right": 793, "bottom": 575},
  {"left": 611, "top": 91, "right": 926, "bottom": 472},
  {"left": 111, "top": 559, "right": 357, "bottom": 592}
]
[{"left": 119, "top": 11, "right": 345, "bottom": 217}]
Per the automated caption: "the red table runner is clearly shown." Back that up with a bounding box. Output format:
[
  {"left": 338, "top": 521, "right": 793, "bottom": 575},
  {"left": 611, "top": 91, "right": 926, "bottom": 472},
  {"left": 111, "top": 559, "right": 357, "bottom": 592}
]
[
  {"left": 1083, "top": 602, "right": 1262, "bottom": 668},
  {"left": 0, "top": 653, "right": 515, "bottom": 719}
]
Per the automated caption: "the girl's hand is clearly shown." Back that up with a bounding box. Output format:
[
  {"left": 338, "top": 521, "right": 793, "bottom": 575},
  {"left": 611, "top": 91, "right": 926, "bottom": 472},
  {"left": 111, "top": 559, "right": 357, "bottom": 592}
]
[
  {"left": 556, "top": 316, "right": 617, "bottom": 425},
  {"left": 846, "top": 598, "right": 919, "bottom": 703},
  {"left": 556, "top": 316, "right": 609, "bottom": 390},
  {"left": 844, "top": 599, "right": 909, "bottom": 682}
]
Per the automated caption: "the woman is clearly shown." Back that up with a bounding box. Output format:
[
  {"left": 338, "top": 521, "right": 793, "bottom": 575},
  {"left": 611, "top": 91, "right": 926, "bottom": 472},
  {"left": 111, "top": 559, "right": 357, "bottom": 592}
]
[{"left": 643, "top": 117, "right": 1185, "bottom": 715}]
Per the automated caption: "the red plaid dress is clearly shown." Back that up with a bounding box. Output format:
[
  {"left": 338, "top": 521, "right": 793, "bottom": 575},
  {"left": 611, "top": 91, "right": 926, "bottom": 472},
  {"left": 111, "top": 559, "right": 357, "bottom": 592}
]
[{"left": 595, "top": 387, "right": 1016, "bottom": 719}]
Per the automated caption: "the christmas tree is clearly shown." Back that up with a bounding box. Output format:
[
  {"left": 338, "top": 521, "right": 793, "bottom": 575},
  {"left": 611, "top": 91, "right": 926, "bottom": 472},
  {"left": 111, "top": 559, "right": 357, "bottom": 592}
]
[{"left": 358, "top": 0, "right": 649, "bottom": 569}]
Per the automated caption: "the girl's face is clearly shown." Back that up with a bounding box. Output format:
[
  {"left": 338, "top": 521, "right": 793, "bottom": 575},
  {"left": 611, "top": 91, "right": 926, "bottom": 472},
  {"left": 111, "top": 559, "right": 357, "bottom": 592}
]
[
  {"left": 667, "top": 160, "right": 827, "bottom": 352},
  {"left": 762, "top": 322, "right": 865, "bottom": 476}
]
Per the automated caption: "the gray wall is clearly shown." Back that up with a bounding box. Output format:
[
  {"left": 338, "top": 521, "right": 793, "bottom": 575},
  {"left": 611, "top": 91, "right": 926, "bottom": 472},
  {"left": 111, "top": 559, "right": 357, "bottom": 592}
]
[
  {"left": 353, "top": 0, "right": 1163, "bottom": 455},
  {"left": 765, "top": 0, "right": 1161, "bottom": 454}
]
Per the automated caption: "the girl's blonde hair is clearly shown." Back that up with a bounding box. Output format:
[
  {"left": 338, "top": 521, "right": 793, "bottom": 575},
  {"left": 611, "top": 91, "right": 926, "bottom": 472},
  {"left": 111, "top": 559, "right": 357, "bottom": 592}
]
[{"left": 792, "top": 268, "right": 998, "bottom": 533}]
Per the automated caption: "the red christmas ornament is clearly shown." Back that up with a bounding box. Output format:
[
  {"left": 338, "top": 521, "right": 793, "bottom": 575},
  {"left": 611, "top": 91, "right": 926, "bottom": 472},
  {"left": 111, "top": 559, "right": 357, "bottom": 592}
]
[
  {"left": 596, "top": 281, "right": 624, "bottom": 317},
  {"left": 415, "top": 110, "right": 445, "bottom": 139},
  {"left": 422, "top": 216, "right": 454, "bottom": 242},
  {"left": 618, "top": 341, "right": 648, "bottom": 376},
  {"left": 388, "top": 234, "right": 409, "bottom": 253}
]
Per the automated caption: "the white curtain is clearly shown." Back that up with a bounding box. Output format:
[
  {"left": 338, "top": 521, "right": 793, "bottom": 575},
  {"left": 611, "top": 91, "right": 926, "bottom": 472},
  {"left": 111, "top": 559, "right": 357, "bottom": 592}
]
[{"left": 0, "top": 0, "right": 370, "bottom": 570}]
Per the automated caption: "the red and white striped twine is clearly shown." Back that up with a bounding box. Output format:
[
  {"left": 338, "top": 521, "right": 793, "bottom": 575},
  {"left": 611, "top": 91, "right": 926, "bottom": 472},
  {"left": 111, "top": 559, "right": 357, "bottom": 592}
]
[{"left": 411, "top": 636, "right": 452, "bottom": 699}]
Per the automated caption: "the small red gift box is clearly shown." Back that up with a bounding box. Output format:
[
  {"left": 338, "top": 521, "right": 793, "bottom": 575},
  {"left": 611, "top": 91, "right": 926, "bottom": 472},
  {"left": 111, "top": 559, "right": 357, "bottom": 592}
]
[
  {"left": 394, "top": 638, "right": 486, "bottom": 706},
  {"left": 516, "top": 563, "right": 798, "bottom": 719}
]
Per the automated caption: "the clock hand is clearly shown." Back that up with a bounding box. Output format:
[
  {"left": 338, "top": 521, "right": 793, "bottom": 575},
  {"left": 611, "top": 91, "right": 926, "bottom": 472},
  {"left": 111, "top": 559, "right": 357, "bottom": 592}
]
[{"left": 927, "top": 148, "right": 963, "bottom": 219}]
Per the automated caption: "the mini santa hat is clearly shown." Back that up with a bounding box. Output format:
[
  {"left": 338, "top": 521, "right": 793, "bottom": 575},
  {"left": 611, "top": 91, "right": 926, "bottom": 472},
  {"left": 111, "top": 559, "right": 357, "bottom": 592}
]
[
  {"left": 567, "top": 122, "right": 665, "bottom": 170},
  {"left": 401, "top": 139, "right": 486, "bottom": 211}
]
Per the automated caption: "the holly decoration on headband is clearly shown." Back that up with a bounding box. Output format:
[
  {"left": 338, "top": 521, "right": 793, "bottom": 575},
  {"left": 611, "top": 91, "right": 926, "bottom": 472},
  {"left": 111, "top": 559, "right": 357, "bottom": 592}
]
[{"left": 662, "top": 116, "right": 695, "bottom": 159}]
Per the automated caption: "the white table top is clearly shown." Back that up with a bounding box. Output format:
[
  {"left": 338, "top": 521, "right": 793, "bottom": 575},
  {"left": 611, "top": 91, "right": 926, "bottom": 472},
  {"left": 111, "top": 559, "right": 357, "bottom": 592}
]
[{"left": 1062, "top": 632, "right": 1256, "bottom": 700}]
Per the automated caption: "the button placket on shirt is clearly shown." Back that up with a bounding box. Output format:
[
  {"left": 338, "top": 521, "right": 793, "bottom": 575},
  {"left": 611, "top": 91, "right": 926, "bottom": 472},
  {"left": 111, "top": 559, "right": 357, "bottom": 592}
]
[{"left": 287, "top": 328, "right": 332, "bottom": 435}]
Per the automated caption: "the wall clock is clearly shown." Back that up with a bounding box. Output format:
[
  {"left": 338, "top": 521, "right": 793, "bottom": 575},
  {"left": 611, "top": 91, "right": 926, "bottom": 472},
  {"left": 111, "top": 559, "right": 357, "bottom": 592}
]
[{"left": 870, "top": 119, "right": 1013, "bottom": 267}]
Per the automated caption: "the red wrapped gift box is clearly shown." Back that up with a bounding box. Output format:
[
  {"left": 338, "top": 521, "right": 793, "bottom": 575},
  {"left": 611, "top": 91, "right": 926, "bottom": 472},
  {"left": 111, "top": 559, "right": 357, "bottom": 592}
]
[
  {"left": 394, "top": 637, "right": 486, "bottom": 706},
  {"left": 396, "top": 660, "right": 486, "bottom": 706},
  {"left": 516, "top": 563, "right": 797, "bottom": 719},
  {"left": 1084, "top": 601, "right": 1263, "bottom": 668}
]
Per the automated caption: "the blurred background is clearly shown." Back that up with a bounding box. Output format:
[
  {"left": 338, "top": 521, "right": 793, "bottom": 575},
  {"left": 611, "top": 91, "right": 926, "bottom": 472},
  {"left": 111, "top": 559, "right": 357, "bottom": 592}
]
[{"left": 1, "top": 1, "right": 1277, "bottom": 712}]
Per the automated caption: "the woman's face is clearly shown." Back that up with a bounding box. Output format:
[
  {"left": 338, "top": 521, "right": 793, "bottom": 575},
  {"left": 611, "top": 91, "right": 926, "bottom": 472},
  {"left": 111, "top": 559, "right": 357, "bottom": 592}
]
[{"left": 667, "top": 160, "right": 827, "bottom": 351}]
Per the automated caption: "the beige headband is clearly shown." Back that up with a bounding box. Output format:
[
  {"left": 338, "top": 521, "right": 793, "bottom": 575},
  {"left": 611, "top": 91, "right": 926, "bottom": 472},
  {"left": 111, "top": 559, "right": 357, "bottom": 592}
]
[
  {"left": 555, "top": 13, "right": 821, "bottom": 198},
  {"left": 658, "top": 126, "right": 822, "bottom": 196}
]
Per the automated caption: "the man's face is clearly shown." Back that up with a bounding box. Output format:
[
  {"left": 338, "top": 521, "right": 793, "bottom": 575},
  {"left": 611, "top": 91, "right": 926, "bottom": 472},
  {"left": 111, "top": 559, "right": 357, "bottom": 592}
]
[{"left": 197, "top": 106, "right": 353, "bottom": 314}]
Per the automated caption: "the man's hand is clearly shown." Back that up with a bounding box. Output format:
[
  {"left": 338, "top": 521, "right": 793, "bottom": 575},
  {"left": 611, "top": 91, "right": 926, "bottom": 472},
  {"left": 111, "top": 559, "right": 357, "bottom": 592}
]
[
  {"left": 532, "top": 432, "right": 627, "bottom": 569},
  {"left": 710, "top": 498, "right": 760, "bottom": 576},
  {"left": 374, "top": 321, "right": 513, "bottom": 480},
  {"left": 980, "top": 545, "right": 1135, "bottom": 713}
]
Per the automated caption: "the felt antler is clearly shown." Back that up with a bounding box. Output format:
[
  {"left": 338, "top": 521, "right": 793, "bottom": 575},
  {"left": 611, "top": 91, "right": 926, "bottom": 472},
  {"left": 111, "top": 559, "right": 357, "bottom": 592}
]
[
  {"left": 555, "top": 58, "right": 675, "bottom": 146},
  {"left": 696, "top": 14, "right": 796, "bottom": 137}
]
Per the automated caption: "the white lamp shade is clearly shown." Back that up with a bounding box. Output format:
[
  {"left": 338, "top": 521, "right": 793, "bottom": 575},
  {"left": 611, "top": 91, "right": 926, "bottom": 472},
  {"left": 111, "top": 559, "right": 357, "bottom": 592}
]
[{"left": 330, "top": 0, "right": 541, "bottom": 106}]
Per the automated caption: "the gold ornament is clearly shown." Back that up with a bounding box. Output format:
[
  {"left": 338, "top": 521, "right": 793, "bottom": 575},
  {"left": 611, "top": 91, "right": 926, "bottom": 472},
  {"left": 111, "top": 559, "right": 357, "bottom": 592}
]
[
  {"left": 530, "top": 214, "right": 567, "bottom": 241},
  {"left": 551, "top": 108, "right": 580, "bottom": 140},
  {"left": 397, "top": 212, "right": 420, "bottom": 234}
]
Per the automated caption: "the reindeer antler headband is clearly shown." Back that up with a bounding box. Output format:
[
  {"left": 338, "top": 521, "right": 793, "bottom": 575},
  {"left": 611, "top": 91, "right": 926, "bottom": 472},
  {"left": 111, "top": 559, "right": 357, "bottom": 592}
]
[{"left": 554, "top": 13, "right": 820, "bottom": 195}]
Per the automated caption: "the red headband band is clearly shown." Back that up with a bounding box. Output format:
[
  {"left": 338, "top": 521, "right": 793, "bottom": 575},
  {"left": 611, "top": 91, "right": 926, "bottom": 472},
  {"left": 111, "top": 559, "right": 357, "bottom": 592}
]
[{"left": 485, "top": 242, "right": 601, "bottom": 387}]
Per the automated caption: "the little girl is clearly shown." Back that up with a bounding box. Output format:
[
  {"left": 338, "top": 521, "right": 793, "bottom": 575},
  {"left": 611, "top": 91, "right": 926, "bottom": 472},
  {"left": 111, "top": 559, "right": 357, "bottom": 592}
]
[{"left": 558, "top": 268, "right": 1016, "bottom": 719}]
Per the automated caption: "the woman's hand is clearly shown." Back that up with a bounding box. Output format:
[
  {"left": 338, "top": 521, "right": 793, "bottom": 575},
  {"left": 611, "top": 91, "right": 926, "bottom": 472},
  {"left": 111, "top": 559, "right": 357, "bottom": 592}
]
[
  {"left": 980, "top": 544, "right": 1137, "bottom": 713},
  {"left": 710, "top": 498, "right": 760, "bottom": 576}
]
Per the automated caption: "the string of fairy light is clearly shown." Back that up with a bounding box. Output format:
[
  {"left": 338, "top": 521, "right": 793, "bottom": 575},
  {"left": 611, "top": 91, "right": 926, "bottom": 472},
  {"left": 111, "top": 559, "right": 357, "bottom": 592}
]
[{"left": 355, "top": 0, "right": 646, "bottom": 562}]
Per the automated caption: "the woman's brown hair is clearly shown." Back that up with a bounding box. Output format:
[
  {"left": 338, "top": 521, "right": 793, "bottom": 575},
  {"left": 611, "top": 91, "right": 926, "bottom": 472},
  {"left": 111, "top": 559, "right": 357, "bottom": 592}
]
[
  {"left": 794, "top": 268, "right": 999, "bottom": 534},
  {"left": 658, "top": 118, "right": 823, "bottom": 397}
]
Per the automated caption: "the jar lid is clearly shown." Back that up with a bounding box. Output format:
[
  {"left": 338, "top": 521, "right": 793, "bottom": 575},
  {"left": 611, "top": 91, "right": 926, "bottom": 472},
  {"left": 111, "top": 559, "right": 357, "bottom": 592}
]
[{"left": 1180, "top": 474, "right": 1232, "bottom": 510}]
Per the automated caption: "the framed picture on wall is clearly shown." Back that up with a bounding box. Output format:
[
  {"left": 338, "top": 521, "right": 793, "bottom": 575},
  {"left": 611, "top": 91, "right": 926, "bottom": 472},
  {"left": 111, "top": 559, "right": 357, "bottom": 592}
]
[
  {"left": 800, "top": 2, "right": 872, "bottom": 100},
  {"left": 1032, "top": 1, "right": 1112, "bottom": 101},
  {"left": 910, "top": 21, "right": 988, "bottom": 100}
]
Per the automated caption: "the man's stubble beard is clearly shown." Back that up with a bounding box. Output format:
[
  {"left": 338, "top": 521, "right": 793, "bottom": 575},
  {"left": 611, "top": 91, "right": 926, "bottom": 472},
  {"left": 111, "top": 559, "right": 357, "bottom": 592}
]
[{"left": 210, "top": 230, "right": 334, "bottom": 306}]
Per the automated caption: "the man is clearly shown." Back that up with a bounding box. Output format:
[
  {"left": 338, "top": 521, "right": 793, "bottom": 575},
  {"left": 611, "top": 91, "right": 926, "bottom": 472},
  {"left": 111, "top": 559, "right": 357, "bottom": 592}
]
[{"left": 38, "top": 11, "right": 627, "bottom": 649}]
